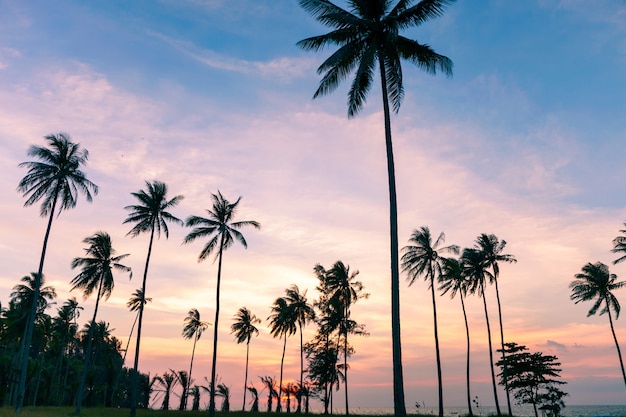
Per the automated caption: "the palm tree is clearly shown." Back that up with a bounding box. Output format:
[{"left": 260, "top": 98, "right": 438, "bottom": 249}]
[
  {"left": 475, "top": 233, "right": 516, "bottom": 415},
  {"left": 152, "top": 371, "right": 178, "bottom": 410},
  {"left": 570, "top": 262, "right": 626, "bottom": 388},
  {"left": 439, "top": 257, "right": 473, "bottom": 417},
  {"left": 182, "top": 308, "right": 210, "bottom": 410},
  {"left": 461, "top": 248, "right": 501, "bottom": 415},
  {"left": 260, "top": 376, "right": 278, "bottom": 412},
  {"left": 297, "top": 3, "right": 454, "bottom": 414},
  {"left": 123, "top": 180, "right": 183, "bottom": 417},
  {"left": 216, "top": 383, "right": 231, "bottom": 411},
  {"left": 323, "top": 262, "right": 368, "bottom": 415},
  {"left": 247, "top": 385, "right": 260, "bottom": 412},
  {"left": 612, "top": 223, "right": 626, "bottom": 264},
  {"left": 284, "top": 285, "right": 316, "bottom": 413},
  {"left": 69, "top": 231, "right": 131, "bottom": 414},
  {"left": 15, "top": 133, "right": 98, "bottom": 412},
  {"left": 183, "top": 190, "right": 260, "bottom": 417},
  {"left": 401, "top": 227, "right": 458, "bottom": 417},
  {"left": 268, "top": 295, "right": 297, "bottom": 413},
  {"left": 231, "top": 307, "right": 261, "bottom": 411}
]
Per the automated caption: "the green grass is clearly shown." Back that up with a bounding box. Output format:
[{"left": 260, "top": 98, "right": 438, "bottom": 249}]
[{"left": 0, "top": 408, "right": 438, "bottom": 417}]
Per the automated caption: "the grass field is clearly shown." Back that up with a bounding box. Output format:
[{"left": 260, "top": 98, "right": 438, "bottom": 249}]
[{"left": 0, "top": 408, "right": 438, "bottom": 417}]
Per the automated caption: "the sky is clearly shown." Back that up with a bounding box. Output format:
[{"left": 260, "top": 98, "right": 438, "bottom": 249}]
[{"left": 1, "top": 0, "right": 626, "bottom": 410}]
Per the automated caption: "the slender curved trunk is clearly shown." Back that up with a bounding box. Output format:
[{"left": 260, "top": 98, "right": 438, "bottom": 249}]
[
  {"left": 75, "top": 279, "right": 104, "bottom": 415},
  {"left": 494, "top": 277, "right": 511, "bottom": 415},
  {"left": 130, "top": 226, "right": 156, "bottom": 417},
  {"left": 185, "top": 334, "right": 199, "bottom": 410},
  {"left": 298, "top": 325, "right": 303, "bottom": 413},
  {"left": 607, "top": 307, "right": 626, "bottom": 387},
  {"left": 378, "top": 55, "right": 407, "bottom": 417},
  {"left": 481, "top": 282, "right": 501, "bottom": 415},
  {"left": 460, "top": 293, "right": 474, "bottom": 417},
  {"left": 209, "top": 235, "right": 225, "bottom": 417},
  {"left": 242, "top": 340, "right": 250, "bottom": 411},
  {"left": 343, "top": 312, "right": 349, "bottom": 416},
  {"left": 16, "top": 195, "right": 58, "bottom": 414},
  {"left": 110, "top": 310, "right": 138, "bottom": 405},
  {"left": 277, "top": 333, "right": 287, "bottom": 413},
  {"left": 429, "top": 273, "right": 444, "bottom": 417}
]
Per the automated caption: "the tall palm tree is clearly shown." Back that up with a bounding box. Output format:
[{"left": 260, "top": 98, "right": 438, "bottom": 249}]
[
  {"left": 461, "top": 248, "right": 501, "bottom": 415},
  {"left": 123, "top": 180, "right": 183, "bottom": 417},
  {"left": 284, "top": 285, "right": 316, "bottom": 413},
  {"left": 324, "top": 262, "right": 368, "bottom": 415},
  {"left": 475, "top": 233, "right": 516, "bottom": 415},
  {"left": 439, "top": 257, "right": 473, "bottom": 417},
  {"left": 15, "top": 133, "right": 98, "bottom": 412},
  {"left": 231, "top": 307, "right": 261, "bottom": 411},
  {"left": 297, "top": 3, "right": 454, "bottom": 414},
  {"left": 401, "top": 227, "right": 458, "bottom": 417},
  {"left": 268, "top": 295, "right": 298, "bottom": 413},
  {"left": 182, "top": 308, "right": 210, "bottom": 410},
  {"left": 69, "top": 231, "right": 131, "bottom": 415},
  {"left": 570, "top": 262, "right": 626, "bottom": 388},
  {"left": 183, "top": 190, "right": 260, "bottom": 417}
]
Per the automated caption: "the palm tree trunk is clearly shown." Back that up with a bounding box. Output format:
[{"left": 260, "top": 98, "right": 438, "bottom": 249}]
[
  {"left": 278, "top": 333, "right": 287, "bottom": 413},
  {"left": 209, "top": 235, "right": 226, "bottom": 417},
  {"left": 130, "top": 227, "right": 155, "bottom": 417},
  {"left": 185, "top": 335, "right": 199, "bottom": 410},
  {"left": 343, "top": 315, "right": 349, "bottom": 416},
  {"left": 481, "top": 283, "right": 501, "bottom": 415},
  {"left": 429, "top": 275, "right": 444, "bottom": 417},
  {"left": 378, "top": 55, "right": 407, "bottom": 417},
  {"left": 298, "top": 325, "right": 303, "bottom": 413},
  {"left": 16, "top": 195, "right": 58, "bottom": 414},
  {"left": 242, "top": 341, "right": 250, "bottom": 411},
  {"left": 460, "top": 293, "right": 473, "bottom": 417},
  {"left": 493, "top": 277, "right": 512, "bottom": 415},
  {"left": 607, "top": 307, "right": 626, "bottom": 387},
  {"left": 75, "top": 279, "right": 103, "bottom": 415},
  {"left": 111, "top": 310, "right": 138, "bottom": 405}
]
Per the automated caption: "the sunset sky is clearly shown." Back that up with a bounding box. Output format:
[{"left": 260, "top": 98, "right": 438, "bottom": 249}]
[{"left": 1, "top": 0, "right": 626, "bottom": 409}]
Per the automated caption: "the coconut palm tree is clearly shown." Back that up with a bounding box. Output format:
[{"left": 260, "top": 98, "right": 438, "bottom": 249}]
[
  {"left": 475, "top": 233, "right": 516, "bottom": 415},
  {"left": 401, "top": 227, "right": 458, "bottom": 417},
  {"left": 323, "top": 262, "right": 368, "bottom": 415},
  {"left": 439, "top": 257, "right": 473, "bottom": 417},
  {"left": 183, "top": 190, "right": 260, "bottom": 417},
  {"left": 461, "top": 247, "right": 501, "bottom": 415},
  {"left": 123, "top": 180, "right": 183, "bottom": 417},
  {"left": 297, "top": 3, "right": 454, "bottom": 414},
  {"left": 182, "top": 308, "right": 210, "bottom": 410},
  {"left": 268, "top": 295, "right": 297, "bottom": 413},
  {"left": 612, "top": 223, "right": 626, "bottom": 264},
  {"left": 216, "top": 383, "right": 231, "bottom": 411},
  {"left": 247, "top": 385, "right": 260, "bottom": 412},
  {"left": 15, "top": 133, "right": 98, "bottom": 412},
  {"left": 570, "top": 262, "right": 626, "bottom": 388},
  {"left": 284, "top": 285, "right": 316, "bottom": 413},
  {"left": 69, "top": 231, "right": 131, "bottom": 414},
  {"left": 260, "top": 376, "right": 278, "bottom": 412},
  {"left": 152, "top": 371, "right": 178, "bottom": 410},
  {"left": 231, "top": 307, "right": 261, "bottom": 411}
]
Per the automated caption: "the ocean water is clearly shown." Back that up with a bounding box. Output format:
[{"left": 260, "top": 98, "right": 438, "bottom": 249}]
[{"left": 340, "top": 405, "right": 626, "bottom": 417}]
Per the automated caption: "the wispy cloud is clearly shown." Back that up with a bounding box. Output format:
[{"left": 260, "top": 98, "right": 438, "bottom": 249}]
[{"left": 148, "top": 30, "right": 316, "bottom": 81}]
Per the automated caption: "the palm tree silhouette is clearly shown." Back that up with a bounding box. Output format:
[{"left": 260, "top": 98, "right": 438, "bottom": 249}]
[
  {"left": 612, "top": 223, "right": 626, "bottom": 264},
  {"left": 183, "top": 190, "right": 260, "bottom": 417},
  {"left": 153, "top": 371, "right": 178, "bottom": 410},
  {"left": 123, "top": 180, "right": 183, "bottom": 417},
  {"left": 475, "top": 233, "right": 516, "bottom": 415},
  {"left": 182, "top": 308, "right": 210, "bottom": 410},
  {"left": 439, "top": 257, "right": 473, "bottom": 417},
  {"left": 461, "top": 247, "right": 501, "bottom": 415},
  {"left": 401, "top": 227, "right": 458, "bottom": 417},
  {"left": 297, "top": 3, "right": 454, "bottom": 413},
  {"left": 570, "top": 262, "right": 626, "bottom": 388},
  {"left": 16, "top": 133, "right": 98, "bottom": 412},
  {"left": 284, "top": 285, "right": 315, "bottom": 413},
  {"left": 260, "top": 375, "right": 278, "bottom": 412},
  {"left": 247, "top": 385, "right": 260, "bottom": 412},
  {"left": 268, "top": 294, "right": 297, "bottom": 412},
  {"left": 231, "top": 307, "right": 261, "bottom": 411},
  {"left": 70, "top": 231, "right": 131, "bottom": 414},
  {"left": 324, "top": 262, "right": 368, "bottom": 415}
]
